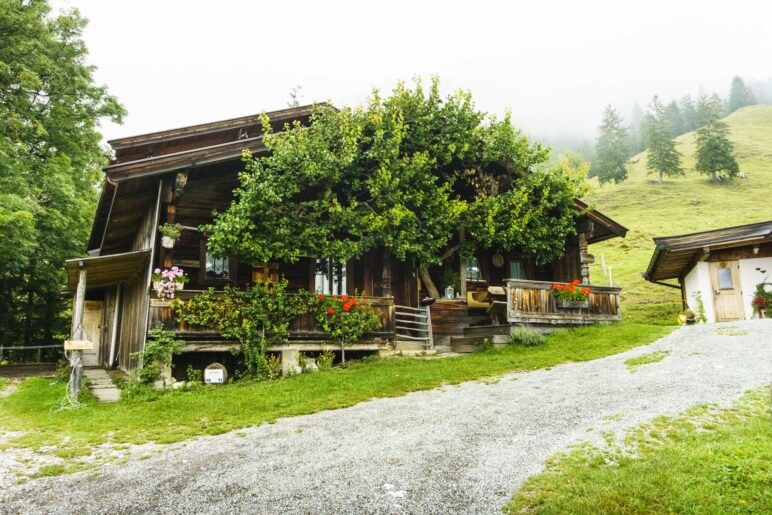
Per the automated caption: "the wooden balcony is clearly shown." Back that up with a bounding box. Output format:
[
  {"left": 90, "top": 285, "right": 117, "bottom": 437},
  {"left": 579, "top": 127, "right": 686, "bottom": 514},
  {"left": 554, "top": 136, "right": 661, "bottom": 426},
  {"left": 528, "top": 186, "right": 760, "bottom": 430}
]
[
  {"left": 505, "top": 279, "right": 622, "bottom": 327},
  {"left": 148, "top": 290, "right": 396, "bottom": 352}
]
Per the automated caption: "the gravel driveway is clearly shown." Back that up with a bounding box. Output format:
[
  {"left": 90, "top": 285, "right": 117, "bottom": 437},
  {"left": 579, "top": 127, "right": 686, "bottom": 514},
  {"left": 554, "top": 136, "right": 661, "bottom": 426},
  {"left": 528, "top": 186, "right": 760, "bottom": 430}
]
[{"left": 2, "top": 320, "right": 771, "bottom": 514}]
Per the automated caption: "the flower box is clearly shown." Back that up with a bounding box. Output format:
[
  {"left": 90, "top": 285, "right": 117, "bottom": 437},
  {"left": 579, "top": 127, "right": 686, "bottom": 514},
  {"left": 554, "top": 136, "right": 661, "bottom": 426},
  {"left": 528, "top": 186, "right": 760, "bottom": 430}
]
[{"left": 555, "top": 299, "right": 589, "bottom": 309}]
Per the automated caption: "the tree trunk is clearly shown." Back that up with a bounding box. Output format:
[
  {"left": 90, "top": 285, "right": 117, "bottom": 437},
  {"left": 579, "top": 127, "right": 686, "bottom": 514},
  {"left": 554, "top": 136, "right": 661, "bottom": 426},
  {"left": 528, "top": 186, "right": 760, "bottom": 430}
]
[
  {"left": 712, "top": 171, "right": 718, "bottom": 184},
  {"left": 659, "top": 171, "right": 663, "bottom": 185},
  {"left": 419, "top": 263, "right": 440, "bottom": 299},
  {"left": 340, "top": 341, "right": 346, "bottom": 367}
]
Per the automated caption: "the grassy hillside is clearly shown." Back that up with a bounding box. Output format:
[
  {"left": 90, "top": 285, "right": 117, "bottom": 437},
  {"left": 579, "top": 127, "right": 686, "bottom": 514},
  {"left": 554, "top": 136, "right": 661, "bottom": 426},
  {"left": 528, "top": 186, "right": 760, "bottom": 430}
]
[{"left": 585, "top": 105, "right": 772, "bottom": 324}]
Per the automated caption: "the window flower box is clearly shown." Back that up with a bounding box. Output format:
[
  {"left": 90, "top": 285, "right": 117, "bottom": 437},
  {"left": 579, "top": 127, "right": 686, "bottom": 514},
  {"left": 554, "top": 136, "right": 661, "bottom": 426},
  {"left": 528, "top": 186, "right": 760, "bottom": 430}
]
[{"left": 555, "top": 299, "right": 589, "bottom": 309}]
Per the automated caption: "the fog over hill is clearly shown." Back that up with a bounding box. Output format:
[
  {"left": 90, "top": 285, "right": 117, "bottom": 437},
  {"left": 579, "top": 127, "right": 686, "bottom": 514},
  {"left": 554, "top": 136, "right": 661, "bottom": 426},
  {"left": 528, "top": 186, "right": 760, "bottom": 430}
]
[{"left": 50, "top": 0, "right": 772, "bottom": 147}]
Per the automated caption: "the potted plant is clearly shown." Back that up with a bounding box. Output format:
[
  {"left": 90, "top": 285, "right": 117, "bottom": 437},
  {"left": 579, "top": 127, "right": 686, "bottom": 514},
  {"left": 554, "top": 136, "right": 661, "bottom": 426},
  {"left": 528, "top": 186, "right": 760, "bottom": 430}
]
[
  {"left": 159, "top": 223, "right": 182, "bottom": 249},
  {"left": 152, "top": 266, "right": 189, "bottom": 300},
  {"left": 751, "top": 281, "right": 772, "bottom": 319},
  {"left": 551, "top": 279, "right": 590, "bottom": 309}
]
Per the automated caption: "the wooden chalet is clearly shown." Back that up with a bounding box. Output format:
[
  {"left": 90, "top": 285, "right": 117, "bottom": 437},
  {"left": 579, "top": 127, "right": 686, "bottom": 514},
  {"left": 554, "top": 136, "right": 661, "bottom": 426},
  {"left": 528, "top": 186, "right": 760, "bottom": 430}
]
[{"left": 65, "top": 105, "right": 628, "bottom": 377}]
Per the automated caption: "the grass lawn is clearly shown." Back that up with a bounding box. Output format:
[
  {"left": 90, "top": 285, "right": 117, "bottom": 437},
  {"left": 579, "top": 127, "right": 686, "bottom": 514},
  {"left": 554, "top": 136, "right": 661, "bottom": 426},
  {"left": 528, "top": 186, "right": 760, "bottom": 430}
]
[
  {"left": 585, "top": 105, "right": 772, "bottom": 324},
  {"left": 506, "top": 387, "right": 772, "bottom": 514},
  {"left": 0, "top": 322, "right": 672, "bottom": 453}
]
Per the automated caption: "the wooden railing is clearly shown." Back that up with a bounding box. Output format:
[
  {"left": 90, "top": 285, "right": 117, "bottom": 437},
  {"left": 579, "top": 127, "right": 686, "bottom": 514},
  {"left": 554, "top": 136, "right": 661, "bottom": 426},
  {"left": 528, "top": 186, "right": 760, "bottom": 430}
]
[
  {"left": 394, "top": 304, "right": 434, "bottom": 349},
  {"left": 505, "top": 279, "right": 622, "bottom": 325},
  {"left": 148, "top": 290, "right": 396, "bottom": 342}
]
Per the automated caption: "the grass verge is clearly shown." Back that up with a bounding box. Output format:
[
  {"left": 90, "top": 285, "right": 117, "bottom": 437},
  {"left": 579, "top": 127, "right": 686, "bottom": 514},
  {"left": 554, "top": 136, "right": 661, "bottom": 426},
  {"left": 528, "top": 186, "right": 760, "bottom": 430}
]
[
  {"left": 0, "top": 322, "right": 672, "bottom": 451},
  {"left": 506, "top": 387, "right": 772, "bottom": 514},
  {"left": 624, "top": 350, "right": 670, "bottom": 372}
]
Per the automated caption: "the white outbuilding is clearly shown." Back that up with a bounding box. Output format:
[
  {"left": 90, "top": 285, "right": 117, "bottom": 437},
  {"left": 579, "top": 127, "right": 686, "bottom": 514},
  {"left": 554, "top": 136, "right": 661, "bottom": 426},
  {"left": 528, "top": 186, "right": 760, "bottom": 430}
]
[{"left": 644, "top": 221, "right": 772, "bottom": 323}]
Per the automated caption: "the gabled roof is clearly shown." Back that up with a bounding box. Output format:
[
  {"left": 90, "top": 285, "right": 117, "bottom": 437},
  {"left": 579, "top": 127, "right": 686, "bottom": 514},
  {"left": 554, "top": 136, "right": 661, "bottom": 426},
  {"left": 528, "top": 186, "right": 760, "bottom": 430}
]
[
  {"left": 108, "top": 104, "right": 321, "bottom": 150},
  {"left": 573, "top": 199, "right": 628, "bottom": 243},
  {"left": 644, "top": 220, "right": 772, "bottom": 281}
]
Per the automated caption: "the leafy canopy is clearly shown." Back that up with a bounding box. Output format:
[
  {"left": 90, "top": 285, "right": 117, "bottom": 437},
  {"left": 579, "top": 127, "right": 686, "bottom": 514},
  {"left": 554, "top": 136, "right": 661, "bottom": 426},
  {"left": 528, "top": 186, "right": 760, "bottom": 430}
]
[
  {"left": 0, "top": 0, "right": 124, "bottom": 347},
  {"left": 206, "top": 78, "right": 585, "bottom": 268}
]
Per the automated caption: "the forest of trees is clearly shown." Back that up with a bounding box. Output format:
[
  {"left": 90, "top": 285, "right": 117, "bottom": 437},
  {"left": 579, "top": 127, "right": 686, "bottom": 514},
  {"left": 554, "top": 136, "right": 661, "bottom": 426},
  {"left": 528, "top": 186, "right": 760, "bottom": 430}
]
[
  {"left": 591, "top": 76, "right": 757, "bottom": 186},
  {"left": 0, "top": 1, "right": 124, "bottom": 354}
]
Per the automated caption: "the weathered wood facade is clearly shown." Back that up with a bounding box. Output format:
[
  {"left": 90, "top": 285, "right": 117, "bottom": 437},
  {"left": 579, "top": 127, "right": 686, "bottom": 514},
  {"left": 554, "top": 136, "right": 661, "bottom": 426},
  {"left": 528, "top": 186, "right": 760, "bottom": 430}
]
[{"left": 65, "top": 105, "right": 628, "bottom": 374}]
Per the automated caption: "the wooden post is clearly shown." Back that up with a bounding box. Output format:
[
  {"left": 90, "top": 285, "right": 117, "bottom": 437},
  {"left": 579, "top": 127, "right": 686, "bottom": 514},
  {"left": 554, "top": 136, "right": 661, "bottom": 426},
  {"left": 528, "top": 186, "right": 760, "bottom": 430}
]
[
  {"left": 459, "top": 229, "right": 467, "bottom": 299},
  {"left": 70, "top": 265, "right": 87, "bottom": 399},
  {"left": 382, "top": 249, "right": 392, "bottom": 298}
]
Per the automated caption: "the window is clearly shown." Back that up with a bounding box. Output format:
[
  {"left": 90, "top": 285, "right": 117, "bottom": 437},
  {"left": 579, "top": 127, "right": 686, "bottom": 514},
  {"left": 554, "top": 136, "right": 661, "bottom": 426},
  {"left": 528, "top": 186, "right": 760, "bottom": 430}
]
[
  {"left": 200, "top": 241, "right": 233, "bottom": 283},
  {"left": 509, "top": 259, "right": 525, "bottom": 280},
  {"left": 717, "top": 267, "right": 733, "bottom": 289},
  {"left": 315, "top": 257, "right": 346, "bottom": 295},
  {"left": 205, "top": 254, "right": 230, "bottom": 280},
  {"left": 465, "top": 256, "right": 482, "bottom": 281}
]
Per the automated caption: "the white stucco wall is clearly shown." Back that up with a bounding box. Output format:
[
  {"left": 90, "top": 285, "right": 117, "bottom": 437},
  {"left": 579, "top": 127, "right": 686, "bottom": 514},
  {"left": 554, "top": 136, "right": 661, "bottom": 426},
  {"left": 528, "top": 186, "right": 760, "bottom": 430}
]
[
  {"left": 683, "top": 261, "right": 715, "bottom": 322},
  {"left": 738, "top": 257, "right": 772, "bottom": 319}
]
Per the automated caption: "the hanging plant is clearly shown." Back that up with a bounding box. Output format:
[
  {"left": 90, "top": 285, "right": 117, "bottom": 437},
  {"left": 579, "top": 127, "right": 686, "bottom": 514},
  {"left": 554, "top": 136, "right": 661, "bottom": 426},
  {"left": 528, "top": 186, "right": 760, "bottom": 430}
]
[
  {"left": 152, "top": 266, "right": 189, "bottom": 300},
  {"left": 159, "top": 223, "right": 183, "bottom": 248}
]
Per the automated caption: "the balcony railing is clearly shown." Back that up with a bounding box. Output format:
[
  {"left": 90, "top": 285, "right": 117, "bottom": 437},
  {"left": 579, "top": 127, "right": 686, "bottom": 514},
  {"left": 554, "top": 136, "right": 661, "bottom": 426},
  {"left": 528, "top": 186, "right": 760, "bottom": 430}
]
[
  {"left": 505, "top": 279, "right": 622, "bottom": 325},
  {"left": 148, "top": 290, "right": 396, "bottom": 344}
]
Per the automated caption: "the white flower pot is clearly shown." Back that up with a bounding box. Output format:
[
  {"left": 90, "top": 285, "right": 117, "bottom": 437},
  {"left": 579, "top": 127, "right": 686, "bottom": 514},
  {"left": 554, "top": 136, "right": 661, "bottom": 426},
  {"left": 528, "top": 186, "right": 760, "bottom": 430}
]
[
  {"left": 161, "top": 236, "right": 175, "bottom": 249},
  {"left": 175, "top": 281, "right": 185, "bottom": 291}
]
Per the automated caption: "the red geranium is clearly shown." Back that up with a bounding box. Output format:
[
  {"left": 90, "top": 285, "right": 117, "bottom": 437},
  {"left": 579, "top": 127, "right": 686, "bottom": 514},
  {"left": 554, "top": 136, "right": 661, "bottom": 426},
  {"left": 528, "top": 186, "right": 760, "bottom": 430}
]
[
  {"left": 551, "top": 279, "right": 590, "bottom": 302},
  {"left": 317, "top": 293, "right": 325, "bottom": 300},
  {"left": 327, "top": 307, "right": 335, "bottom": 315}
]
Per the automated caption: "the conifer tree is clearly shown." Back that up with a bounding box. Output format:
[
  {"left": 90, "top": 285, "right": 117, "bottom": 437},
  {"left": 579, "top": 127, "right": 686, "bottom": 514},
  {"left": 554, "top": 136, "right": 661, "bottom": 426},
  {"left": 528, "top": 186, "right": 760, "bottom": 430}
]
[
  {"left": 594, "top": 105, "right": 630, "bottom": 184},
  {"left": 728, "top": 76, "right": 756, "bottom": 113},
  {"left": 644, "top": 96, "right": 683, "bottom": 184},
  {"left": 694, "top": 97, "right": 740, "bottom": 184}
]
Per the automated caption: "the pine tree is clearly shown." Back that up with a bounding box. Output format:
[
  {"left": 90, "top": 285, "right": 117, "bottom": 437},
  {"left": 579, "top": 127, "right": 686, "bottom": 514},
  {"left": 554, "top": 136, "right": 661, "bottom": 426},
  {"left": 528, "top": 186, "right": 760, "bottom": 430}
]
[
  {"left": 679, "top": 95, "right": 697, "bottom": 132},
  {"left": 644, "top": 96, "right": 683, "bottom": 184},
  {"left": 696, "top": 92, "right": 724, "bottom": 127},
  {"left": 728, "top": 76, "right": 755, "bottom": 113},
  {"left": 664, "top": 101, "right": 685, "bottom": 137},
  {"left": 627, "top": 103, "right": 646, "bottom": 154},
  {"left": 695, "top": 118, "right": 739, "bottom": 184},
  {"left": 594, "top": 105, "right": 630, "bottom": 184}
]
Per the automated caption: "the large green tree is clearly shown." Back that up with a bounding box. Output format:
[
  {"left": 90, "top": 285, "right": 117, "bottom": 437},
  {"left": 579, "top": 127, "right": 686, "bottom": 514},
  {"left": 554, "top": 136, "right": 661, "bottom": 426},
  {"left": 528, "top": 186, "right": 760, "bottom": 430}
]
[
  {"left": 0, "top": 0, "right": 124, "bottom": 350},
  {"left": 206, "top": 79, "right": 586, "bottom": 298},
  {"left": 695, "top": 115, "right": 739, "bottom": 184},
  {"left": 594, "top": 105, "right": 629, "bottom": 184},
  {"left": 727, "top": 76, "right": 755, "bottom": 114},
  {"left": 644, "top": 96, "right": 682, "bottom": 185}
]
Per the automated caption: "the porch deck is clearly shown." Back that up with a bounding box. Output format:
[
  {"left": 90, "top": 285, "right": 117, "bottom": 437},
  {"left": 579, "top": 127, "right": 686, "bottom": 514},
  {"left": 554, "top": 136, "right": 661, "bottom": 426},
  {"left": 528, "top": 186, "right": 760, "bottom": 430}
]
[{"left": 505, "top": 279, "right": 622, "bottom": 327}]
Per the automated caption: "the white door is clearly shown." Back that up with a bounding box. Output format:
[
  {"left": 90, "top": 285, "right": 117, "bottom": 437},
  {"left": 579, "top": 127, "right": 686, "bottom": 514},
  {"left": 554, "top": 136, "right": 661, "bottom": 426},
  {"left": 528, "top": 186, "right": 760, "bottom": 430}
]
[{"left": 81, "top": 301, "right": 103, "bottom": 367}]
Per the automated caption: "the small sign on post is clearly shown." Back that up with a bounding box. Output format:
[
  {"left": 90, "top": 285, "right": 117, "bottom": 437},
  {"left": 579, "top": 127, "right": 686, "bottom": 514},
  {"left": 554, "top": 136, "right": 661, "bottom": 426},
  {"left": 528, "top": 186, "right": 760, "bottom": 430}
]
[{"left": 64, "top": 340, "right": 93, "bottom": 351}]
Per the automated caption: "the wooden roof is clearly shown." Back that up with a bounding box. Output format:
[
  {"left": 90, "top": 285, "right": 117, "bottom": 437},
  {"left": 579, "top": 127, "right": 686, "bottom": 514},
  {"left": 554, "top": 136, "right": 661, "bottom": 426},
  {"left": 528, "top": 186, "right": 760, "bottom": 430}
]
[
  {"left": 107, "top": 104, "right": 319, "bottom": 166},
  {"left": 644, "top": 220, "right": 772, "bottom": 281},
  {"left": 574, "top": 199, "right": 628, "bottom": 244},
  {"left": 65, "top": 250, "right": 150, "bottom": 292}
]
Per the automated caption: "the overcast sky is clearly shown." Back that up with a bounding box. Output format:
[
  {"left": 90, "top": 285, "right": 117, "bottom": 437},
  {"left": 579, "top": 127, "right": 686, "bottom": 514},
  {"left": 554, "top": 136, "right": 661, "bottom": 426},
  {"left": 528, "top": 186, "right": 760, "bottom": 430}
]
[{"left": 53, "top": 0, "right": 772, "bottom": 145}]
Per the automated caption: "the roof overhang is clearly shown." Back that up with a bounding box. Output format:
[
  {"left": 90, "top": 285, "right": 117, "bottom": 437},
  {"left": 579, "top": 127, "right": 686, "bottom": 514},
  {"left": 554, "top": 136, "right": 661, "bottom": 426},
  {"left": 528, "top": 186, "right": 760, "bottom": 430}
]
[
  {"left": 573, "top": 199, "right": 628, "bottom": 243},
  {"left": 65, "top": 250, "right": 150, "bottom": 292},
  {"left": 644, "top": 220, "right": 772, "bottom": 282}
]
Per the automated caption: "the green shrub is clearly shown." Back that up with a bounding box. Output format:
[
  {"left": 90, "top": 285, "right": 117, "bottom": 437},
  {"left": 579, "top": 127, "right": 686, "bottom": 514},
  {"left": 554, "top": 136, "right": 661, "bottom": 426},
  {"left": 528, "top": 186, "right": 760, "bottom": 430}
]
[
  {"left": 508, "top": 326, "right": 545, "bottom": 347},
  {"left": 316, "top": 349, "right": 335, "bottom": 369},
  {"left": 131, "top": 325, "right": 183, "bottom": 384}
]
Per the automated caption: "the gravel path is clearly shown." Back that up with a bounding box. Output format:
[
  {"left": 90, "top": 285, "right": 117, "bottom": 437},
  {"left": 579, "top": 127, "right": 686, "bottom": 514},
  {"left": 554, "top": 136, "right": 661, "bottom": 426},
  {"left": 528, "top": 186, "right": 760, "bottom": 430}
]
[{"left": 2, "top": 320, "right": 771, "bottom": 514}]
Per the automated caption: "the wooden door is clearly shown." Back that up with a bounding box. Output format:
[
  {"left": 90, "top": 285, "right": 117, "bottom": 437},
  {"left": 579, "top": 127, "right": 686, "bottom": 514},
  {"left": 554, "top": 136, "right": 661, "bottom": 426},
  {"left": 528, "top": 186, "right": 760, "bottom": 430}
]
[
  {"left": 81, "top": 301, "right": 103, "bottom": 367},
  {"left": 709, "top": 261, "right": 744, "bottom": 322}
]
